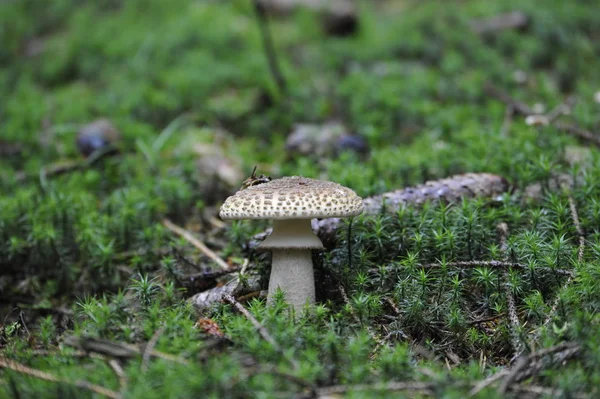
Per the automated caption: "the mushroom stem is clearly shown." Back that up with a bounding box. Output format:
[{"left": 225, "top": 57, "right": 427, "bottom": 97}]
[
  {"left": 268, "top": 248, "right": 316, "bottom": 310},
  {"left": 260, "top": 219, "right": 323, "bottom": 311}
]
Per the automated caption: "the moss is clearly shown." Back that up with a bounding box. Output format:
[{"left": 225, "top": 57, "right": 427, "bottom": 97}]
[{"left": 1, "top": 0, "right": 600, "bottom": 397}]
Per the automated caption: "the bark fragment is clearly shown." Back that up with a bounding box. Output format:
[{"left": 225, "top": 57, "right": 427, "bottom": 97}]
[{"left": 314, "top": 173, "right": 509, "bottom": 247}]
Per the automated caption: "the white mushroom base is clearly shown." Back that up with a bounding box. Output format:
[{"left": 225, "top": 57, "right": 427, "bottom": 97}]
[
  {"left": 260, "top": 219, "right": 324, "bottom": 312},
  {"left": 267, "top": 248, "right": 316, "bottom": 310}
]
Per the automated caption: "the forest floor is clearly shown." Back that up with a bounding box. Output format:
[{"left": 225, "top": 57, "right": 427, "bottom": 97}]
[{"left": 1, "top": 0, "right": 600, "bottom": 397}]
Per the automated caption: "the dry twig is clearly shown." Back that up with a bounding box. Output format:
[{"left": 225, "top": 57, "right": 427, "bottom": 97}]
[
  {"left": 498, "top": 357, "right": 528, "bottom": 394},
  {"left": 222, "top": 294, "right": 278, "bottom": 347},
  {"left": 162, "top": 218, "right": 230, "bottom": 271},
  {"left": 0, "top": 357, "right": 121, "bottom": 399},
  {"left": 250, "top": 367, "right": 316, "bottom": 395},
  {"left": 469, "top": 11, "right": 529, "bottom": 34},
  {"left": 554, "top": 121, "right": 600, "bottom": 148},
  {"left": 222, "top": 294, "right": 300, "bottom": 370},
  {"left": 316, "top": 381, "right": 434, "bottom": 397},
  {"left": 338, "top": 284, "right": 388, "bottom": 353},
  {"left": 410, "top": 261, "right": 572, "bottom": 276},
  {"left": 486, "top": 82, "right": 600, "bottom": 148},
  {"left": 108, "top": 360, "right": 127, "bottom": 393},
  {"left": 537, "top": 194, "right": 585, "bottom": 339},
  {"left": 467, "top": 314, "right": 505, "bottom": 325},
  {"left": 569, "top": 195, "right": 586, "bottom": 264},
  {"left": 470, "top": 342, "right": 580, "bottom": 396},
  {"left": 32, "top": 349, "right": 127, "bottom": 393},
  {"left": 511, "top": 384, "right": 561, "bottom": 397},
  {"left": 505, "top": 290, "right": 523, "bottom": 357},
  {"left": 497, "top": 223, "right": 524, "bottom": 359},
  {"left": 384, "top": 297, "right": 400, "bottom": 315},
  {"left": 469, "top": 369, "right": 509, "bottom": 396},
  {"left": 64, "top": 336, "right": 188, "bottom": 365},
  {"left": 141, "top": 326, "right": 166, "bottom": 372},
  {"left": 485, "top": 83, "right": 535, "bottom": 116}
]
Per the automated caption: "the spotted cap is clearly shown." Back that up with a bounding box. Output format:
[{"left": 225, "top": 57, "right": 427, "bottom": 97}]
[{"left": 219, "top": 176, "right": 363, "bottom": 220}]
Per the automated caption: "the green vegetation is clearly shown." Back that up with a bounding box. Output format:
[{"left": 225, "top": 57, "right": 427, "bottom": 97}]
[{"left": 1, "top": 0, "right": 600, "bottom": 397}]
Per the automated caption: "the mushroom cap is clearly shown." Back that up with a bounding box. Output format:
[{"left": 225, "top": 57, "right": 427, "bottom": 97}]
[{"left": 219, "top": 176, "right": 363, "bottom": 220}]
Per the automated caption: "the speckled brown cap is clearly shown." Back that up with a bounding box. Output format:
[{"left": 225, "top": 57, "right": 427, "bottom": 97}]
[{"left": 219, "top": 176, "right": 363, "bottom": 220}]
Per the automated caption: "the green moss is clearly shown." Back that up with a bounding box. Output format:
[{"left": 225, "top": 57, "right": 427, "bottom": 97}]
[{"left": 1, "top": 0, "right": 600, "bottom": 397}]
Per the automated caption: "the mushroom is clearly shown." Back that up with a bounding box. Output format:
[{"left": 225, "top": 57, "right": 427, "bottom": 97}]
[{"left": 219, "top": 176, "right": 363, "bottom": 311}]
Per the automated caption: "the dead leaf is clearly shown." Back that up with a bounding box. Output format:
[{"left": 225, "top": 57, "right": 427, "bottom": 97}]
[{"left": 196, "top": 318, "right": 225, "bottom": 338}]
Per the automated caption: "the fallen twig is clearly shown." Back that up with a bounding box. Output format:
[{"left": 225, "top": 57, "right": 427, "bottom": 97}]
[
  {"left": 470, "top": 11, "right": 529, "bottom": 34},
  {"left": 108, "top": 359, "right": 127, "bottom": 393},
  {"left": 31, "top": 348, "right": 126, "bottom": 390},
  {"left": 509, "top": 342, "right": 580, "bottom": 386},
  {"left": 569, "top": 195, "right": 586, "bottom": 264},
  {"left": 554, "top": 121, "right": 600, "bottom": 149},
  {"left": 316, "top": 381, "right": 434, "bottom": 397},
  {"left": 38, "top": 146, "right": 120, "bottom": 186},
  {"left": 469, "top": 369, "right": 509, "bottom": 396},
  {"left": 338, "top": 284, "right": 388, "bottom": 354},
  {"left": 511, "top": 384, "right": 562, "bottom": 397},
  {"left": 486, "top": 82, "right": 600, "bottom": 148},
  {"left": 485, "top": 82, "right": 535, "bottom": 116},
  {"left": 141, "top": 326, "right": 166, "bottom": 372},
  {"left": 470, "top": 342, "right": 580, "bottom": 396},
  {"left": 237, "top": 291, "right": 264, "bottom": 303},
  {"left": 249, "top": 367, "right": 316, "bottom": 395},
  {"left": 498, "top": 357, "right": 528, "bottom": 394},
  {"left": 189, "top": 273, "right": 262, "bottom": 313},
  {"left": 497, "top": 223, "right": 524, "bottom": 359},
  {"left": 545, "top": 96, "right": 577, "bottom": 123},
  {"left": 392, "top": 261, "right": 573, "bottom": 277},
  {"left": 536, "top": 194, "right": 584, "bottom": 340},
  {"left": 505, "top": 284, "right": 523, "bottom": 358},
  {"left": 384, "top": 297, "right": 401, "bottom": 315},
  {"left": 40, "top": 160, "right": 82, "bottom": 178},
  {"left": 222, "top": 294, "right": 278, "bottom": 347},
  {"left": 467, "top": 314, "right": 506, "bottom": 325},
  {"left": 362, "top": 173, "right": 509, "bottom": 215},
  {"left": 112, "top": 247, "right": 172, "bottom": 262},
  {"left": 161, "top": 218, "right": 230, "bottom": 271},
  {"left": 186, "top": 266, "right": 242, "bottom": 281},
  {"left": 222, "top": 294, "right": 300, "bottom": 370},
  {"left": 0, "top": 356, "right": 121, "bottom": 399},
  {"left": 64, "top": 336, "right": 188, "bottom": 366}
]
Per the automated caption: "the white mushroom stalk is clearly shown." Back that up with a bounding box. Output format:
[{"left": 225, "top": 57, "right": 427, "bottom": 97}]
[
  {"left": 261, "top": 219, "right": 322, "bottom": 308},
  {"left": 220, "top": 176, "right": 363, "bottom": 312},
  {"left": 269, "top": 247, "right": 316, "bottom": 308}
]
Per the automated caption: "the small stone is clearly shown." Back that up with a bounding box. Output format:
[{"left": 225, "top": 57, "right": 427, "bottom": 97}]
[
  {"left": 525, "top": 115, "right": 549, "bottom": 126},
  {"left": 335, "top": 134, "right": 369, "bottom": 156},
  {"left": 513, "top": 70, "right": 528, "bottom": 85},
  {"left": 76, "top": 119, "right": 121, "bottom": 158}
]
